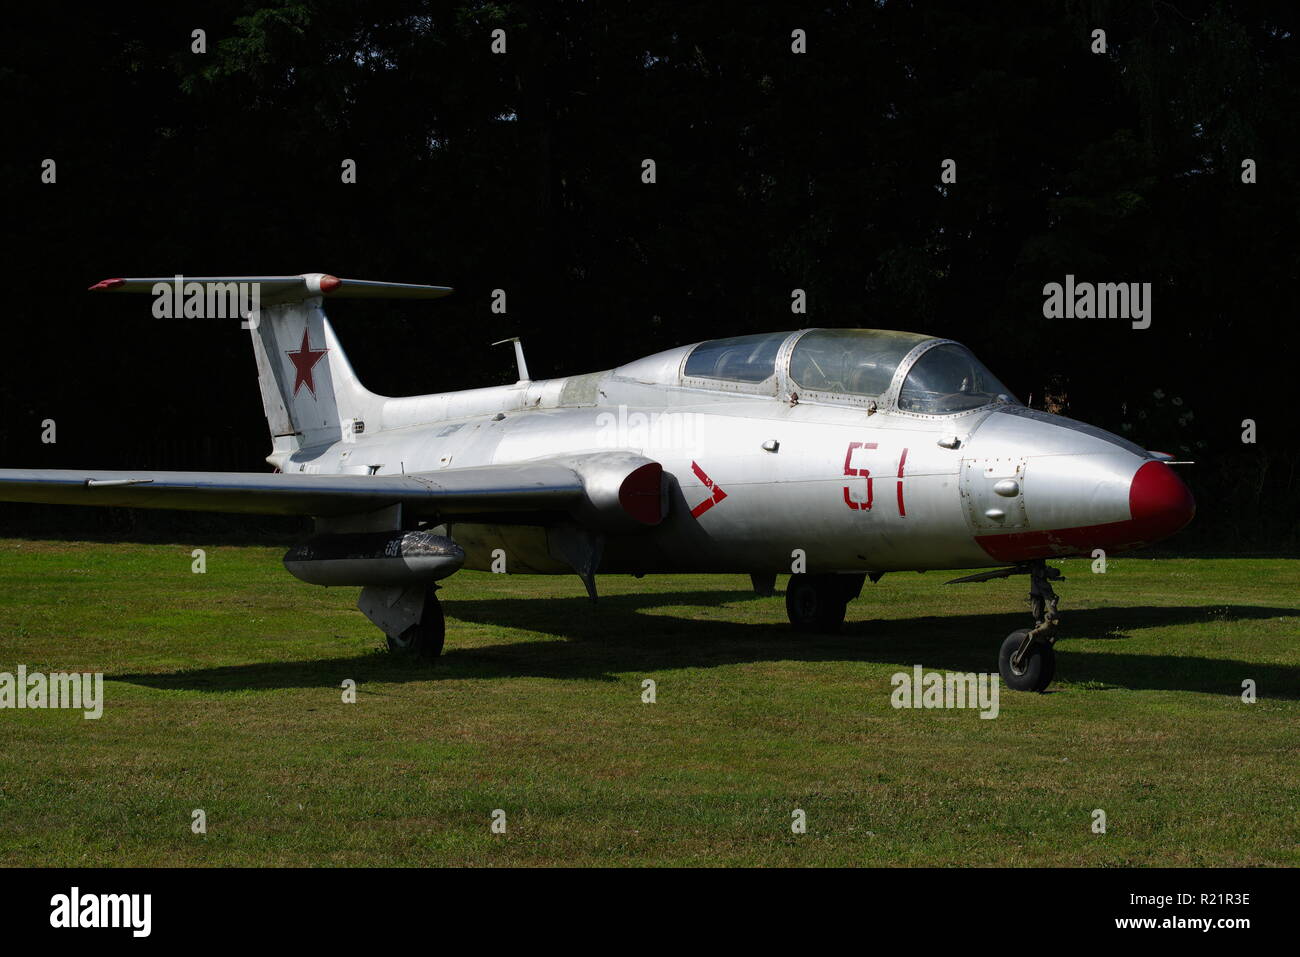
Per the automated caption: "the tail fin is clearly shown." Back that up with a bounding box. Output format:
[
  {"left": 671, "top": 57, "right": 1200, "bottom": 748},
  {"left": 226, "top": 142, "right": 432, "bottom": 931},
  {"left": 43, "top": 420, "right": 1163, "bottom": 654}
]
[
  {"left": 88, "top": 272, "right": 452, "bottom": 460},
  {"left": 251, "top": 294, "right": 382, "bottom": 454}
]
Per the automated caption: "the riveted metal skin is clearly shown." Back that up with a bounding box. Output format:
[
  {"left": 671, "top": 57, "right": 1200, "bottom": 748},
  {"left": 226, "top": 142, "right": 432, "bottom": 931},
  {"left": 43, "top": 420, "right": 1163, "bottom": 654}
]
[{"left": 241, "top": 325, "right": 1188, "bottom": 575}]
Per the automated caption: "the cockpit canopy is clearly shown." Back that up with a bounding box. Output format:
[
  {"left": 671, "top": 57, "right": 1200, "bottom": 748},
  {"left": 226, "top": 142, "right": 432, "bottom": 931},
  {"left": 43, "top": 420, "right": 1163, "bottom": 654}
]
[
  {"left": 896, "top": 341, "right": 1017, "bottom": 414},
  {"left": 788, "top": 329, "right": 929, "bottom": 397},
  {"left": 673, "top": 328, "right": 1018, "bottom": 416},
  {"left": 683, "top": 331, "right": 786, "bottom": 383}
]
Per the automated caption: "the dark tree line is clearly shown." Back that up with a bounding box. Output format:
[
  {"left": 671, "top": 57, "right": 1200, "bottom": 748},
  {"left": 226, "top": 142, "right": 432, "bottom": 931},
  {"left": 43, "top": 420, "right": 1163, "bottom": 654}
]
[{"left": 1, "top": 0, "right": 1296, "bottom": 548}]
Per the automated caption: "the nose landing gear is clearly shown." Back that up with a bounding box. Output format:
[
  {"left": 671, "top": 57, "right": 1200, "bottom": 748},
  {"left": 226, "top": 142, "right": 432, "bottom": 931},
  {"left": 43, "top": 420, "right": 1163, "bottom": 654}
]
[
  {"left": 947, "top": 559, "right": 1062, "bottom": 692},
  {"left": 1000, "top": 561, "right": 1061, "bottom": 692},
  {"left": 999, "top": 627, "right": 1056, "bottom": 692}
]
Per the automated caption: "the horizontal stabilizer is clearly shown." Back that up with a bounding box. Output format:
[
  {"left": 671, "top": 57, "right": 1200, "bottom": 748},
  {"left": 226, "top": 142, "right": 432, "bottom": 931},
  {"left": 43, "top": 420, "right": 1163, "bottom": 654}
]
[{"left": 87, "top": 273, "right": 453, "bottom": 306}]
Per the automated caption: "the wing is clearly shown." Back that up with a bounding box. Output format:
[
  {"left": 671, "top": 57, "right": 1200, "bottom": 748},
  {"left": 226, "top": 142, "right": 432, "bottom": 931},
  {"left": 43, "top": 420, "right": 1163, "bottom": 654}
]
[
  {"left": 0, "top": 465, "right": 581, "bottom": 518},
  {"left": 0, "top": 453, "right": 665, "bottom": 527}
]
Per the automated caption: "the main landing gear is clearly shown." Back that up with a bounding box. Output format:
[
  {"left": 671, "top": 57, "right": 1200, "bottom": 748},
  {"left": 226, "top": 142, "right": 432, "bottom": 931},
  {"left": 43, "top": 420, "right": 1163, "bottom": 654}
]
[
  {"left": 359, "top": 583, "right": 446, "bottom": 660},
  {"left": 785, "top": 573, "right": 866, "bottom": 633},
  {"left": 385, "top": 585, "right": 445, "bottom": 659}
]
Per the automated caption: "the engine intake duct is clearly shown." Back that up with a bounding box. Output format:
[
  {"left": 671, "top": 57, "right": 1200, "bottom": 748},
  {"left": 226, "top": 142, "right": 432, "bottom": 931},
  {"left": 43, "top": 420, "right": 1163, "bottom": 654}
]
[{"left": 561, "top": 451, "right": 666, "bottom": 530}]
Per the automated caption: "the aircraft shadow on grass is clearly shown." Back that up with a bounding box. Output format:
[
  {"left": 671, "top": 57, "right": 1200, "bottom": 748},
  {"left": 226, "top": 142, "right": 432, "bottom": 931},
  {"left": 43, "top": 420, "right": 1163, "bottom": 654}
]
[{"left": 114, "top": 591, "right": 1300, "bottom": 699}]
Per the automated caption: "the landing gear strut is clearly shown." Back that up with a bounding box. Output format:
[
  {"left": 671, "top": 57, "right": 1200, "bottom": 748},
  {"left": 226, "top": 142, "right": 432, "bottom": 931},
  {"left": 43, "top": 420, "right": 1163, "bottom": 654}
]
[
  {"left": 998, "top": 560, "right": 1060, "bottom": 692},
  {"left": 785, "top": 573, "right": 865, "bottom": 633},
  {"left": 357, "top": 583, "right": 446, "bottom": 660},
  {"left": 385, "top": 585, "right": 445, "bottom": 659}
]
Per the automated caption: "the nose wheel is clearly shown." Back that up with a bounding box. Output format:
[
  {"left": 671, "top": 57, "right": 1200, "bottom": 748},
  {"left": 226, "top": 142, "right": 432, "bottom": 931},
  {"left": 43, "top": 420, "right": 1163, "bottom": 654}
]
[
  {"left": 999, "top": 629, "right": 1056, "bottom": 691},
  {"left": 947, "top": 560, "right": 1062, "bottom": 692},
  {"left": 998, "top": 560, "right": 1061, "bottom": 692}
]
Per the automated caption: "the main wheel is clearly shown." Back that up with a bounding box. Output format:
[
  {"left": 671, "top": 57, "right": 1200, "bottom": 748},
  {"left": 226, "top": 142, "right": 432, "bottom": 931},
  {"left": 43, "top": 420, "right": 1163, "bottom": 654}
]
[
  {"left": 386, "top": 588, "right": 445, "bottom": 660},
  {"left": 998, "top": 629, "right": 1055, "bottom": 692},
  {"left": 785, "top": 574, "right": 848, "bottom": 633}
]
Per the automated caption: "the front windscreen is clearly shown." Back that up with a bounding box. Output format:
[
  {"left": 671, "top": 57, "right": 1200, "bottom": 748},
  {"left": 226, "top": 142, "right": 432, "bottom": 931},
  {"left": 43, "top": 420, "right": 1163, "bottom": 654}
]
[
  {"left": 897, "top": 343, "right": 1018, "bottom": 414},
  {"left": 684, "top": 332, "right": 786, "bottom": 383},
  {"left": 788, "top": 329, "right": 931, "bottom": 397}
]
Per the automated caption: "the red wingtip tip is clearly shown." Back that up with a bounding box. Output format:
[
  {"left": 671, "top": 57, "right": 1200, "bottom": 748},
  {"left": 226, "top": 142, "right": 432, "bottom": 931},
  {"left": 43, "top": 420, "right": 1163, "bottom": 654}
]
[
  {"left": 319, "top": 274, "right": 341, "bottom": 293},
  {"left": 88, "top": 278, "right": 125, "bottom": 291}
]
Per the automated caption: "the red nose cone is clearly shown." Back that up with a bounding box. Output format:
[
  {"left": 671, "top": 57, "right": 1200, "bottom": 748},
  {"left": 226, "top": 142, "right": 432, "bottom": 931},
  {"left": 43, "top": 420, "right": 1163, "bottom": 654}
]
[{"left": 1128, "top": 460, "right": 1195, "bottom": 543}]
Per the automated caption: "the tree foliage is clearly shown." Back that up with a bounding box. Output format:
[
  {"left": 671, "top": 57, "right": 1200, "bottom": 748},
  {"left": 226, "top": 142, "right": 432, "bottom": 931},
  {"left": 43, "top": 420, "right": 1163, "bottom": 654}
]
[{"left": 1, "top": 1, "right": 1296, "bottom": 547}]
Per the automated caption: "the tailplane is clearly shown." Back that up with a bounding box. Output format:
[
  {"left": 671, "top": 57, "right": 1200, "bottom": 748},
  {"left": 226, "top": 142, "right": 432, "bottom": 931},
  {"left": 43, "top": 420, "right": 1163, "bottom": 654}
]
[{"left": 88, "top": 273, "right": 452, "bottom": 459}]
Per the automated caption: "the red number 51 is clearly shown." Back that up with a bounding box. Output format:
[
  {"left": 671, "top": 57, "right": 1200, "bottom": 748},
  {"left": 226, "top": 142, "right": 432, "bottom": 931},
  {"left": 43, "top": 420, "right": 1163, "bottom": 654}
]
[
  {"left": 843, "top": 443, "right": 909, "bottom": 516},
  {"left": 843, "top": 442, "right": 876, "bottom": 510}
]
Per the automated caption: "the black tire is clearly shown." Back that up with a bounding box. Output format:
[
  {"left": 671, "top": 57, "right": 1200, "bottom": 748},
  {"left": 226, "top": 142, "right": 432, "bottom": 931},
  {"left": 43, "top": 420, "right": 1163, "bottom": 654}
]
[
  {"left": 1039, "top": 641, "right": 1057, "bottom": 688},
  {"left": 386, "top": 588, "right": 445, "bottom": 660},
  {"left": 998, "top": 629, "right": 1055, "bottom": 692},
  {"left": 785, "top": 574, "right": 848, "bottom": 633}
]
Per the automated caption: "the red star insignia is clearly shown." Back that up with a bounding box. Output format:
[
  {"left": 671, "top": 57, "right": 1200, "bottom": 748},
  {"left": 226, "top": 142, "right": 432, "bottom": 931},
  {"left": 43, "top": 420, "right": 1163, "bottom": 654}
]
[{"left": 286, "top": 327, "right": 329, "bottom": 398}]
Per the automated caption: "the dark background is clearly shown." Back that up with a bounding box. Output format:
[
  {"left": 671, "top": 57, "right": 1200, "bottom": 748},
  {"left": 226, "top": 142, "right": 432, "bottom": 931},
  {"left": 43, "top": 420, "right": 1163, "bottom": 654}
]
[{"left": 1, "top": 0, "right": 1296, "bottom": 549}]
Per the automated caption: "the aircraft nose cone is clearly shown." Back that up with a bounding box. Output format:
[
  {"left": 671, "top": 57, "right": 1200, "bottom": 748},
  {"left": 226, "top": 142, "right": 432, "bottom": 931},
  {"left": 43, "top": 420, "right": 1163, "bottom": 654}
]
[{"left": 1128, "top": 460, "right": 1195, "bottom": 542}]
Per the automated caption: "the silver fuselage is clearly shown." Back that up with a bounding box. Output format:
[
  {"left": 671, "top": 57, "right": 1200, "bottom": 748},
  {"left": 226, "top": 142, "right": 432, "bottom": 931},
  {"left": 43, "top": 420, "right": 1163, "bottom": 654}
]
[{"left": 274, "top": 339, "right": 1175, "bottom": 577}]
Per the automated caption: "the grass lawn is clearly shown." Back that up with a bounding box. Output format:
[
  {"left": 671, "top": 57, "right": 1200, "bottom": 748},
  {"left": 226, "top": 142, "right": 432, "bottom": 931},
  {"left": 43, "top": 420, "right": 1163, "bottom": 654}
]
[{"left": 0, "top": 539, "right": 1296, "bottom": 866}]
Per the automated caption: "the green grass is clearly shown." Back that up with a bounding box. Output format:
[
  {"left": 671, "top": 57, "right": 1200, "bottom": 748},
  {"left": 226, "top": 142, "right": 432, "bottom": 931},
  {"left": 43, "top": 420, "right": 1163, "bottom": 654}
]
[{"left": 0, "top": 539, "right": 1296, "bottom": 866}]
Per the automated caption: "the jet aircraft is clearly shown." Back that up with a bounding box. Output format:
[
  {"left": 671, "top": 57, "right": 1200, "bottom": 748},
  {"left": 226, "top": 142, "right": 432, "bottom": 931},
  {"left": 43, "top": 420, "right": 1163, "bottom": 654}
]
[{"left": 0, "top": 274, "right": 1196, "bottom": 691}]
